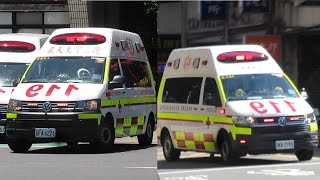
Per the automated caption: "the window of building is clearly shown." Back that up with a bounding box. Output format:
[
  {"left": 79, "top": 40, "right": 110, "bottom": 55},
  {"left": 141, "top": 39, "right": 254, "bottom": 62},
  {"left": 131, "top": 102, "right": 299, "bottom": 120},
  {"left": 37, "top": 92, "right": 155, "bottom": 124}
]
[
  {"left": 162, "top": 77, "right": 203, "bottom": 104},
  {"left": 0, "top": 11, "right": 69, "bottom": 34}
]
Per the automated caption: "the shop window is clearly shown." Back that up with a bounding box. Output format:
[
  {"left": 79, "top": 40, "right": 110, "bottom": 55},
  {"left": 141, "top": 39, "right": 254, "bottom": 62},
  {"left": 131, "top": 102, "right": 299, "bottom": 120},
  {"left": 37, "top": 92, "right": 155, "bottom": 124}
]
[
  {"left": 16, "top": 12, "right": 42, "bottom": 25},
  {"left": 0, "top": 12, "right": 12, "bottom": 25},
  {"left": 44, "top": 12, "right": 70, "bottom": 24}
]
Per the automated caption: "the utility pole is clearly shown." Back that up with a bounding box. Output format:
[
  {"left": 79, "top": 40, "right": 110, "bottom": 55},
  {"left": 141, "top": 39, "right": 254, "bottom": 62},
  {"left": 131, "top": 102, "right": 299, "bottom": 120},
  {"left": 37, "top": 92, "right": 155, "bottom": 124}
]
[{"left": 181, "top": 1, "right": 187, "bottom": 47}]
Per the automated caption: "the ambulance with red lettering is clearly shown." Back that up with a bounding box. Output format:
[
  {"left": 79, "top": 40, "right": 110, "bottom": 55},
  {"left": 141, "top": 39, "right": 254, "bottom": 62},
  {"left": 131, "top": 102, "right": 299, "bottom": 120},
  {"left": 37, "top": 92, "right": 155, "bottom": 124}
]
[
  {"left": 158, "top": 45, "right": 318, "bottom": 162},
  {"left": 0, "top": 33, "right": 49, "bottom": 143},
  {"left": 6, "top": 28, "right": 156, "bottom": 152}
]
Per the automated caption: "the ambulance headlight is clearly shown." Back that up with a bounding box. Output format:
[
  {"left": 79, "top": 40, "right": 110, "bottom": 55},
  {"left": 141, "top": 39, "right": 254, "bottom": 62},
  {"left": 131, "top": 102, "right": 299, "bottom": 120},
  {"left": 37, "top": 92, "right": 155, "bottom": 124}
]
[
  {"left": 232, "top": 116, "right": 255, "bottom": 126},
  {"left": 75, "top": 100, "right": 99, "bottom": 111},
  {"left": 8, "top": 99, "right": 22, "bottom": 111},
  {"left": 304, "top": 113, "right": 316, "bottom": 124}
]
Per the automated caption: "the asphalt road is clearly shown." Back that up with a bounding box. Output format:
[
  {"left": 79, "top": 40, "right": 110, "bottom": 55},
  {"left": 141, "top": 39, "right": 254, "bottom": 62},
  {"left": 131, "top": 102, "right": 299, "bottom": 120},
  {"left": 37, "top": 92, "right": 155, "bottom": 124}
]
[
  {"left": 0, "top": 133, "right": 158, "bottom": 180},
  {"left": 158, "top": 147, "right": 320, "bottom": 180}
]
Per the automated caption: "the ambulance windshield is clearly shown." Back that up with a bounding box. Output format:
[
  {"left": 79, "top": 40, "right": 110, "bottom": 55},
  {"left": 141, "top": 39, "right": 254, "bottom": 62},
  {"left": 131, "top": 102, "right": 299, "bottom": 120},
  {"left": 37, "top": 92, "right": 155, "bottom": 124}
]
[
  {"left": 22, "top": 57, "right": 105, "bottom": 84},
  {"left": 0, "top": 63, "right": 29, "bottom": 87},
  {"left": 221, "top": 74, "right": 299, "bottom": 101}
]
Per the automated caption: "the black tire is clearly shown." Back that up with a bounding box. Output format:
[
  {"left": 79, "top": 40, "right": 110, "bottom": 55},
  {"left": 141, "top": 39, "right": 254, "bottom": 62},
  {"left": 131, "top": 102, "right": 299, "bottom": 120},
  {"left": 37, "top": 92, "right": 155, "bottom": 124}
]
[
  {"left": 220, "top": 136, "right": 239, "bottom": 163},
  {"left": 162, "top": 133, "right": 180, "bottom": 161},
  {"left": 8, "top": 140, "right": 32, "bottom": 153},
  {"left": 137, "top": 117, "right": 153, "bottom": 145},
  {"left": 96, "top": 120, "right": 115, "bottom": 147},
  {"left": 295, "top": 149, "right": 313, "bottom": 161}
]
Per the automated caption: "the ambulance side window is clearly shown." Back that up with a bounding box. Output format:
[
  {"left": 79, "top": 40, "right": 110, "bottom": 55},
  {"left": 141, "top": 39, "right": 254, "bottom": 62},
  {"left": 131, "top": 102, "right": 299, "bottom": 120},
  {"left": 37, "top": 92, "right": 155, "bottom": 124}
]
[
  {"left": 203, "top": 78, "right": 222, "bottom": 106},
  {"left": 120, "top": 59, "right": 151, "bottom": 88},
  {"left": 162, "top": 77, "right": 202, "bottom": 104},
  {"left": 108, "top": 59, "right": 121, "bottom": 89}
]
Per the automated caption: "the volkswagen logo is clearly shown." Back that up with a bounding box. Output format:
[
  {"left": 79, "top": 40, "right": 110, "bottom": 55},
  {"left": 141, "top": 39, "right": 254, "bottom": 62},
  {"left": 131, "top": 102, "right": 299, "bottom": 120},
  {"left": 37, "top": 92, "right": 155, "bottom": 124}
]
[
  {"left": 278, "top": 117, "right": 286, "bottom": 126},
  {"left": 42, "top": 102, "right": 52, "bottom": 112}
]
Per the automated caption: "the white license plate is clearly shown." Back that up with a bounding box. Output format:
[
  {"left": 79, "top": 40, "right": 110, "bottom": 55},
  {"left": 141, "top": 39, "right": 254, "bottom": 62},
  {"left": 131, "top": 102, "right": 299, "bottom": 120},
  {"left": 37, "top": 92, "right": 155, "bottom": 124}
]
[
  {"left": 35, "top": 128, "right": 56, "bottom": 138},
  {"left": 0, "top": 126, "right": 4, "bottom": 134},
  {"left": 275, "top": 140, "right": 294, "bottom": 150}
]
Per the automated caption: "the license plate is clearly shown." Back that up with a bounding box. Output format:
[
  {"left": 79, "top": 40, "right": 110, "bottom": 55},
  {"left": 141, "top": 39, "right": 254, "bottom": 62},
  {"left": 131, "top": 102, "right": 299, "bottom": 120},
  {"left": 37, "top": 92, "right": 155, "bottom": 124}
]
[
  {"left": 275, "top": 140, "right": 294, "bottom": 150},
  {"left": 35, "top": 128, "right": 56, "bottom": 138},
  {"left": 0, "top": 126, "right": 4, "bottom": 134}
]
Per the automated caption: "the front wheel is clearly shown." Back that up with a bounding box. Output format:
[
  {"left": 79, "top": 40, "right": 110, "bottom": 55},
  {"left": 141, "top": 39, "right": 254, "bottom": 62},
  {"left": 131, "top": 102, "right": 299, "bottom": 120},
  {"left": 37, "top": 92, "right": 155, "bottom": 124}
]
[
  {"left": 162, "top": 133, "right": 180, "bottom": 161},
  {"left": 8, "top": 140, "right": 32, "bottom": 153},
  {"left": 137, "top": 117, "right": 154, "bottom": 145},
  {"left": 220, "top": 136, "right": 239, "bottom": 163},
  {"left": 295, "top": 149, "right": 313, "bottom": 161},
  {"left": 96, "top": 121, "right": 115, "bottom": 147}
]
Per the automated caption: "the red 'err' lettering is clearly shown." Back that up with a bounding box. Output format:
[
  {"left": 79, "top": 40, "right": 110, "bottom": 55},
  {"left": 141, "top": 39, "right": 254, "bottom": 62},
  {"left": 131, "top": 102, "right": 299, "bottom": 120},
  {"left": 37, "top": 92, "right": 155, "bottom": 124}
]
[
  {"left": 250, "top": 100, "right": 296, "bottom": 114},
  {"left": 26, "top": 84, "right": 79, "bottom": 97}
]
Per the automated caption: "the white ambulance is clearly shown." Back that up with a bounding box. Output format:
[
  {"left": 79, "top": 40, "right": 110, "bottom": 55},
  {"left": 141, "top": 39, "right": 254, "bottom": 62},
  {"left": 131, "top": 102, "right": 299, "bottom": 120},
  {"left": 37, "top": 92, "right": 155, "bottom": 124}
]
[
  {"left": 6, "top": 28, "right": 156, "bottom": 152},
  {"left": 0, "top": 33, "right": 49, "bottom": 143},
  {"left": 157, "top": 45, "right": 318, "bottom": 162}
]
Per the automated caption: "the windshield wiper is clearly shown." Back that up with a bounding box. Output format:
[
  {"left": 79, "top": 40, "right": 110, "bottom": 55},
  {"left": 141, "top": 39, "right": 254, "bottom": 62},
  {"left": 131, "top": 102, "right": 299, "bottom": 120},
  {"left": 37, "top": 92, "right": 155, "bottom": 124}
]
[
  {"left": 65, "top": 80, "right": 82, "bottom": 83},
  {"left": 22, "top": 79, "right": 48, "bottom": 83}
]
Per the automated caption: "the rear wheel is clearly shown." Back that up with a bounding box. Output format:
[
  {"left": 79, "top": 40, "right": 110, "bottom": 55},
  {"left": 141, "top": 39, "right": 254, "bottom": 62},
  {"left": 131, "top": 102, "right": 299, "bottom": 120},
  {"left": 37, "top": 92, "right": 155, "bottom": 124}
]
[
  {"left": 295, "top": 149, "right": 313, "bottom": 161},
  {"left": 162, "top": 132, "right": 180, "bottom": 161},
  {"left": 138, "top": 116, "right": 154, "bottom": 145},
  {"left": 8, "top": 140, "right": 32, "bottom": 153}
]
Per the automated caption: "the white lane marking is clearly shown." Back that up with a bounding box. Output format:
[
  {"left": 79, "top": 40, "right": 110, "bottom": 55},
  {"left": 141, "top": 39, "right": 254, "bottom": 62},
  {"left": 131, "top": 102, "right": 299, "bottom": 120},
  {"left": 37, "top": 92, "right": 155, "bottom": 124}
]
[
  {"left": 247, "top": 169, "right": 315, "bottom": 176},
  {"left": 158, "top": 161, "right": 320, "bottom": 175},
  {"left": 125, "top": 166, "right": 157, "bottom": 169},
  {"left": 164, "top": 175, "right": 208, "bottom": 180}
]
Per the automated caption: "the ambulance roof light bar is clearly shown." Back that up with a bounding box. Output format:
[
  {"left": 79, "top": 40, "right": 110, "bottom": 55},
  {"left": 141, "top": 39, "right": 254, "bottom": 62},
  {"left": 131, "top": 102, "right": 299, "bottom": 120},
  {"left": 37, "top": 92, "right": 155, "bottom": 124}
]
[
  {"left": 217, "top": 51, "right": 268, "bottom": 62},
  {"left": 50, "top": 33, "right": 106, "bottom": 45},
  {"left": 0, "top": 41, "right": 36, "bottom": 52}
]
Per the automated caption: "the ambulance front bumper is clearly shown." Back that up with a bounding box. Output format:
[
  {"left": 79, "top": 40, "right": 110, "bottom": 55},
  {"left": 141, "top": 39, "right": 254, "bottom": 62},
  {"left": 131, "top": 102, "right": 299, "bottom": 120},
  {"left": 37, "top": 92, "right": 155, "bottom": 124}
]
[
  {"left": 232, "top": 125, "right": 319, "bottom": 155},
  {"left": 6, "top": 112, "right": 101, "bottom": 143},
  {"left": 0, "top": 108, "right": 8, "bottom": 143}
]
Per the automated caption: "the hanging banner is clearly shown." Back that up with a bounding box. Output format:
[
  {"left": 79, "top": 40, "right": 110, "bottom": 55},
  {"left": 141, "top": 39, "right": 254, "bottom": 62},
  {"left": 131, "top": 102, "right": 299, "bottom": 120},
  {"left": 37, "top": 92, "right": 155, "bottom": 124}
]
[{"left": 244, "top": 35, "right": 281, "bottom": 63}]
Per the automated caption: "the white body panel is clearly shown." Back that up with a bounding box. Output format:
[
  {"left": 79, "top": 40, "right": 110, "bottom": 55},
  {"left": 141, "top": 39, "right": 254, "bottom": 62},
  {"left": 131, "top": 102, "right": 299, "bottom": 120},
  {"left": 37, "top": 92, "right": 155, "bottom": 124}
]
[
  {"left": 10, "top": 28, "right": 156, "bottom": 138},
  {"left": 0, "top": 33, "right": 49, "bottom": 105},
  {"left": 158, "top": 44, "right": 314, "bottom": 153}
]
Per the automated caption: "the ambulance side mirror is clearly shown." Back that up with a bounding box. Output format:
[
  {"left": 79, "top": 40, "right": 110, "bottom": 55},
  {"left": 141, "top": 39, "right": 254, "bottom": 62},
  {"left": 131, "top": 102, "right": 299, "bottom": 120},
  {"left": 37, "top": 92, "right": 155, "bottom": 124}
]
[
  {"left": 110, "top": 75, "right": 126, "bottom": 89},
  {"left": 300, "top": 88, "right": 308, "bottom": 100},
  {"left": 12, "top": 78, "right": 20, "bottom": 87}
]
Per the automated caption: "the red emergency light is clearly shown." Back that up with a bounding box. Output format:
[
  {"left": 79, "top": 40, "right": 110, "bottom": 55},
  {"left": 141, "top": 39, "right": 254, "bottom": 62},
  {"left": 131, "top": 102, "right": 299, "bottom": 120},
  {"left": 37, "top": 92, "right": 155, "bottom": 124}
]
[
  {"left": 0, "top": 41, "right": 36, "bottom": 52},
  {"left": 289, "top": 117, "right": 300, "bottom": 121},
  {"left": 50, "top": 33, "right": 106, "bottom": 45},
  {"left": 57, "top": 103, "right": 68, "bottom": 108},
  {"left": 263, "top": 118, "right": 275, "bottom": 123},
  {"left": 217, "top": 51, "right": 268, "bottom": 62}
]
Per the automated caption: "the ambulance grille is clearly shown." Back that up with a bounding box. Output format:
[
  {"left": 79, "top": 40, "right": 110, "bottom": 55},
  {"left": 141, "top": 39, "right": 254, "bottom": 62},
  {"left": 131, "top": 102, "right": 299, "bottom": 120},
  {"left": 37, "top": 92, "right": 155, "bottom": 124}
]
[
  {"left": 253, "top": 124, "right": 307, "bottom": 134},
  {"left": 13, "top": 120, "right": 72, "bottom": 128},
  {"left": 0, "top": 104, "right": 7, "bottom": 119},
  {"left": 21, "top": 102, "right": 75, "bottom": 112}
]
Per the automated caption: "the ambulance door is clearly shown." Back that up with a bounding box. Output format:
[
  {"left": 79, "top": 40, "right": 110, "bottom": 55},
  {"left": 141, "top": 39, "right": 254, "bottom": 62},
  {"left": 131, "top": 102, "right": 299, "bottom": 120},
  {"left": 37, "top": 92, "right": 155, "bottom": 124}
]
[
  {"left": 200, "top": 77, "right": 222, "bottom": 152},
  {"left": 107, "top": 59, "right": 129, "bottom": 137},
  {"left": 119, "top": 59, "right": 151, "bottom": 136}
]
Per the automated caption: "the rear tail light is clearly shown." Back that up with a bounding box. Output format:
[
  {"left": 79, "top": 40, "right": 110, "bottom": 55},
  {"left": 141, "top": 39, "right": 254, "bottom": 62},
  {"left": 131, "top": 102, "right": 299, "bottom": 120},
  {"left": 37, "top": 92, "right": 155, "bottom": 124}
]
[
  {"left": 217, "top": 51, "right": 268, "bottom": 62},
  {"left": 0, "top": 41, "right": 36, "bottom": 52},
  {"left": 50, "top": 33, "right": 106, "bottom": 45}
]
